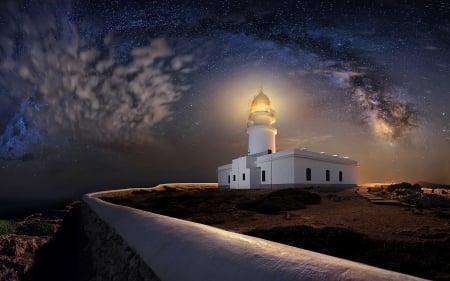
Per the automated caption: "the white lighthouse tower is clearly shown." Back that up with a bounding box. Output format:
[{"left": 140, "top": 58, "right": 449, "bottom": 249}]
[
  {"left": 217, "top": 87, "right": 358, "bottom": 190},
  {"left": 247, "top": 89, "right": 277, "bottom": 155}
]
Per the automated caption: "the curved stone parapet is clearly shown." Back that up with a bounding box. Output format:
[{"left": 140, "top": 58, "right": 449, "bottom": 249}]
[{"left": 82, "top": 188, "right": 427, "bottom": 281}]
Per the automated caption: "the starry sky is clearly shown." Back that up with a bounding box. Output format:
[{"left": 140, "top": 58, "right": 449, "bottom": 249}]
[{"left": 1, "top": 0, "right": 449, "bottom": 202}]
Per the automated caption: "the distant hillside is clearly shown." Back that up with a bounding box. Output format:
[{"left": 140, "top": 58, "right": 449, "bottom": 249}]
[{"left": 416, "top": 181, "right": 450, "bottom": 189}]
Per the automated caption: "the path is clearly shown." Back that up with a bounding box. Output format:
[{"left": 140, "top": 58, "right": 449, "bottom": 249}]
[{"left": 357, "top": 187, "right": 406, "bottom": 206}]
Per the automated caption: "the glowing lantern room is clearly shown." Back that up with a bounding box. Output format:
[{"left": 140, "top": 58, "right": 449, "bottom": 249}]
[{"left": 247, "top": 89, "right": 277, "bottom": 155}]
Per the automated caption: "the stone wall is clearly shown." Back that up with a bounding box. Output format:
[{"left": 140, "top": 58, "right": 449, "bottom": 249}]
[
  {"left": 81, "top": 204, "right": 161, "bottom": 281},
  {"left": 82, "top": 188, "right": 426, "bottom": 281}
]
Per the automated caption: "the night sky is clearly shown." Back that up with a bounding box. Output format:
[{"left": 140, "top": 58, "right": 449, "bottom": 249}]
[{"left": 1, "top": 0, "right": 449, "bottom": 202}]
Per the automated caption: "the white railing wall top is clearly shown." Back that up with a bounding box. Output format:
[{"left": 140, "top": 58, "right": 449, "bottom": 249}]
[{"left": 83, "top": 189, "right": 427, "bottom": 281}]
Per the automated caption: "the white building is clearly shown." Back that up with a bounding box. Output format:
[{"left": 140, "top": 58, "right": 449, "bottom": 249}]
[{"left": 217, "top": 89, "right": 358, "bottom": 191}]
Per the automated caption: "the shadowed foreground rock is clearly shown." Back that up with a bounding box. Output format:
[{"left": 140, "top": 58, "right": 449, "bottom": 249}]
[
  {"left": 0, "top": 202, "right": 81, "bottom": 281},
  {"left": 0, "top": 235, "right": 48, "bottom": 280}
]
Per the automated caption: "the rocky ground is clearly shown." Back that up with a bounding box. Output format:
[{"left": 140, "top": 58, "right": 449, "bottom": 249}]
[
  {"left": 0, "top": 202, "right": 80, "bottom": 281},
  {"left": 0, "top": 234, "right": 49, "bottom": 281}
]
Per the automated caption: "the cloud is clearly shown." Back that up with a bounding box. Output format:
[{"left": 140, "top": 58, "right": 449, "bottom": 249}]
[
  {"left": 0, "top": 1, "right": 195, "bottom": 158},
  {"left": 0, "top": 0, "right": 424, "bottom": 160}
]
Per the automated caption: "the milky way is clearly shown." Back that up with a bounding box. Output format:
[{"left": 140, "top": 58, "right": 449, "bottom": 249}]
[{"left": 0, "top": 0, "right": 449, "bottom": 199}]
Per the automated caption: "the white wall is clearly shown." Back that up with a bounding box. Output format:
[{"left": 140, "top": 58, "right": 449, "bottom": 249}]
[
  {"left": 247, "top": 125, "right": 276, "bottom": 155},
  {"left": 272, "top": 156, "right": 295, "bottom": 184},
  {"left": 218, "top": 164, "right": 232, "bottom": 187},
  {"left": 255, "top": 149, "right": 357, "bottom": 188},
  {"left": 258, "top": 160, "right": 272, "bottom": 186},
  {"left": 221, "top": 149, "right": 357, "bottom": 189},
  {"left": 230, "top": 156, "right": 258, "bottom": 189},
  {"left": 249, "top": 166, "right": 261, "bottom": 189},
  {"left": 230, "top": 157, "right": 245, "bottom": 189},
  {"left": 294, "top": 157, "right": 357, "bottom": 185},
  {"left": 83, "top": 188, "right": 426, "bottom": 281}
]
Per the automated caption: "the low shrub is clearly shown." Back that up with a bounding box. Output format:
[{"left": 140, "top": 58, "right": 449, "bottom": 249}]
[
  {"left": 246, "top": 225, "right": 372, "bottom": 259},
  {"left": 99, "top": 196, "right": 132, "bottom": 205},
  {"left": 434, "top": 210, "right": 450, "bottom": 219},
  {"left": 16, "top": 221, "right": 55, "bottom": 236},
  {"left": 268, "top": 188, "right": 321, "bottom": 204},
  {"left": 387, "top": 182, "right": 421, "bottom": 193},
  {"left": 0, "top": 220, "right": 18, "bottom": 234},
  {"left": 245, "top": 225, "right": 450, "bottom": 280},
  {"left": 237, "top": 188, "right": 320, "bottom": 214},
  {"left": 131, "top": 189, "right": 151, "bottom": 195},
  {"left": 417, "top": 194, "right": 450, "bottom": 208}
]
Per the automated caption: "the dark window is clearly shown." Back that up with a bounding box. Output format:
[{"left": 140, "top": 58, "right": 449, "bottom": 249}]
[
  {"left": 268, "top": 149, "right": 272, "bottom": 154},
  {"left": 228, "top": 175, "right": 230, "bottom": 183},
  {"left": 233, "top": 175, "right": 236, "bottom": 181},
  {"left": 339, "top": 171, "right": 343, "bottom": 182},
  {"left": 306, "top": 168, "right": 311, "bottom": 181},
  {"left": 262, "top": 170, "right": 266, "bottom": 182},
  {"left": 326, "top": 170, "right": 330, "bottom": 181},
  {"left": 242, "top": 173, "right": 246, "bottom": 181}
]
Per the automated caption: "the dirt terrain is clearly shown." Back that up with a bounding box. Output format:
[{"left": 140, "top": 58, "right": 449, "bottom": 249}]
[
  {"left": 222, "top": 189, "right": 450, "bottom": 242},
  {"left": 103, "top": 186, "right": 450, "bottom": 242},
  {"left": 0, "top": 202, "right": 81, "bottom": 281},
  {"left": 100, "top": 185, "right": 450, "bottom": 280}
]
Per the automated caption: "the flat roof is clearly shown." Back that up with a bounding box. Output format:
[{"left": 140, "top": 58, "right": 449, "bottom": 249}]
[
  {"left": 217, "top": 164, "right": 232, "bottom": 170},
  {"left": 257, "top": 149, "right": 357, "bottom": 165}
]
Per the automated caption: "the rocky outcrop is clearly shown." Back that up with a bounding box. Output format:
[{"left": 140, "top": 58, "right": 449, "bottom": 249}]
[
  {"left": 0, "top": 234, "right": 50, "bottom": 281},
  {"left": 0, "top": 203, "right": 77, "bottom": 281}
]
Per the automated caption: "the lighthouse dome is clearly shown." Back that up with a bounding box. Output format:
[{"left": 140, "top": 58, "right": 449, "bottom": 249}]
[
  {"left": 250, "top": 90, "right": 271, "bottom": 113},
  {"left": 248, "top": 89, "right": 276, "bottom": 126}
]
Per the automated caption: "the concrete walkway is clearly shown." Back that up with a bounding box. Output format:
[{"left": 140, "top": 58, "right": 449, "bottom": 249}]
[{"left": 357, "top": 187, "right": 406, "bottom": 206}]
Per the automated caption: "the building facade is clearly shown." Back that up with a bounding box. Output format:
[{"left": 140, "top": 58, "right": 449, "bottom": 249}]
[{"left": 217, "top": 89, "right": 358, "bottom": 190}]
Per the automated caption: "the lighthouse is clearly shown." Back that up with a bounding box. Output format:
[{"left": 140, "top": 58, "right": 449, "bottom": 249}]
[
  {"left": 247, "top": 89, "right": 277, "bottom": 155},
  {"left": 217, "top": 87, "right": 358, "bottom": 190}
]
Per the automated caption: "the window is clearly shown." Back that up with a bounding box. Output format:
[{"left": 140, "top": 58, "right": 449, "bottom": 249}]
[
  {"left": 339, "top": 171, "right": 343, "bottom": 182},
  {"left": 306, "top": 168, "right": 311, "bottom": 181},
  {"left": 326, "top": 170, "right": 330, "bottom": 182},
  {"left": 233, "top": 175, "right": 236, "bottom": 181},
  {"left": 228, "top": 175, "right": 230, "bottom": 184},
  {"left": 262, "top": 170, "right": 266, "bottom": 182},
  {"left": 242, "top": 173, "right": 246, "bottom": 181}
]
